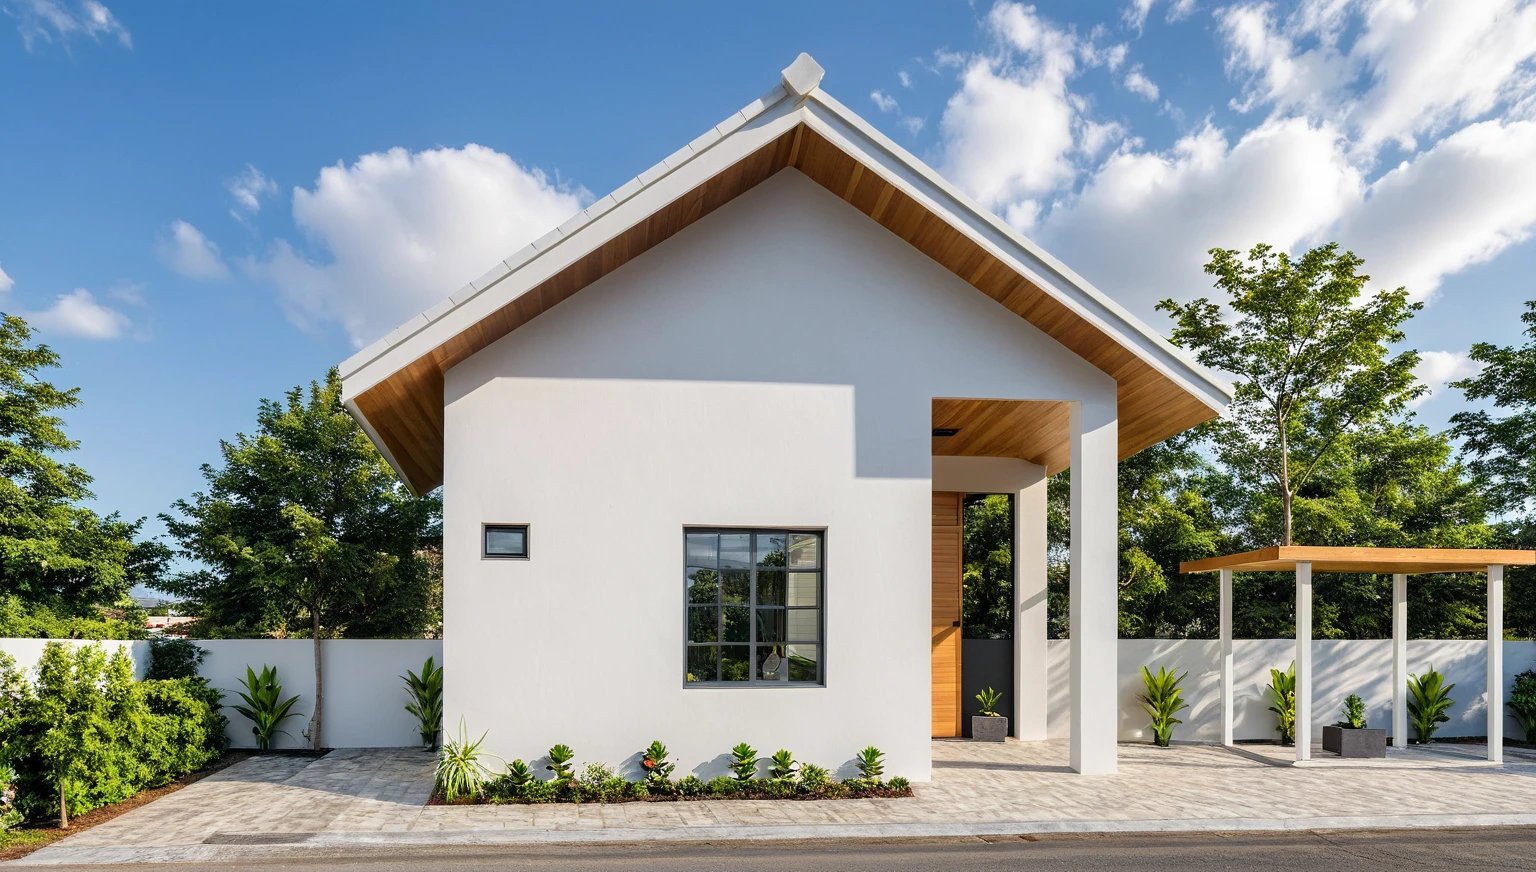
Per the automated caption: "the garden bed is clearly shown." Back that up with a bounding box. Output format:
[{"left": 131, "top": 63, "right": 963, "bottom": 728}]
[
  {"left": 0, "top": 750, "right": 253, "bottom": 862},
  {"left": 430, "top": 777, "right": 913, "bottom": 805}
]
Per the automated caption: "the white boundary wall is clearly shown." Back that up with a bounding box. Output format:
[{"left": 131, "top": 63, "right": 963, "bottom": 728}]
[
  {"left": 0, "top": 638, "right": 442, "bottom": 750},
  {"left": 1048, "top": 639, "right": 1536, "bottom": 743}
]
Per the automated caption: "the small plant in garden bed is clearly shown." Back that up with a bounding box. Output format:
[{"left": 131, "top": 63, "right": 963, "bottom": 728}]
[
  {"left": 401, "top": 657, "right": 444, "bottom": 750},
  {"left": 1266, "top": 662, "right": 1297, "bottom": 745},
  {"left": 1408, "top": 667, "right": 1455, "bottom": 744},
  {"left": 1137, "top": 665, "right": 1189, "bottom": 747},
  {"left": 233, "top": 665, "right": 302, "bottom": 752},
  {"left": 1509, "top": 670, "right": 1536, "bottom": 744}
]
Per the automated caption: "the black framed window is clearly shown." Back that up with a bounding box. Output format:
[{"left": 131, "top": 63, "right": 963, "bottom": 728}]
[
  {"left": 483, "top": 524, "right": 529, "bottom": 559},
  {"left": 684, "top": 529, "right": 823, "bottom": 686}
]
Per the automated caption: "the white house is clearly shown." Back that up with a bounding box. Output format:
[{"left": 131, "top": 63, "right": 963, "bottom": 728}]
[{"left": 339, "top": 54, "right": 1231, "bottom": 780}]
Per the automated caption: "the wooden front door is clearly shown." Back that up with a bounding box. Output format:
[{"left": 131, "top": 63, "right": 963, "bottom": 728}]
[{"left": 932, "top": 491, "right": 964, "bottom": 738}]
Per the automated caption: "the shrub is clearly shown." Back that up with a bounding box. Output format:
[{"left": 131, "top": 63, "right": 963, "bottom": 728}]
[
  {"left": 505, "top": 759, "right": 535, "bottom": 787},
  {"left": 1136, "top": 665, "right": 1189, "bottom": 747},
  {"left": 521, "top": 780, "right": 561, "bottom": 803},
  {"left": 545, "top": 744, "right": 576, "bottom": 783},
  {"left": 0, "top": 644, "right": 227, "bottom": 825},
  {"left": 640, "top": 739, "right": 675, "bottom": 786},
  {"left": 1266, "top": 662, "right": 1297, "bottom": 745},
  {"left": 436, "top": 720, "right": 496, "bottom": 801},
  {"left": 729, "top": 742, "right": 758, "bottom": 783},
  {"left": 1408, "top": 667, "right": 1455, "bottom": 744},
  {"left": 821, "top": 781, "right": 849, "bottom": 799},
  {"left": 707, "top": 776, "right": 740, "bottom": 796},
  {"left": 767, "top": 749, "right": 796, "bottom": 780},
  {"left": 855, "top": 746, "right": 885, "bottom": 782},
  {"left": 675, "top": 775, "right": 706, "bottom": 797},
  {"left": 887, "top": 776, "right": 911, "bottom": 792},
  {"left": 595, "top": 776, "right": 630, "bottom": 802},
  {"left": 581, "top": 762, "right": 615, "bottom": 785},
  {"left": 1335, "top": 693, "right": 1368, "bottom": 729},
  {"left": 974, "top": 686, "right": 1004, "bottom": 717},
  {"left": 1509, "top": 670, "right": 1536, "bottom": 743},
  {"left": 0, "top": 764, "right": 21, "bottom": 832},
  {"left": 401, "top": 656, "right": 444, "bottom": 749},
  {"left": 145, "top": 638, "right": 204, "bottom": 681},
  {"left": 231, "top": 665, "right": 302, "bottom": 752},
  {"left": 797, "top": 763, "right": 829, "bottom": 792}
]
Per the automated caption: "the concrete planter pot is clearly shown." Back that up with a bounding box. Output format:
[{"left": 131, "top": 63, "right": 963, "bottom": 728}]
[
  {"left": 972, "top": 715, "right": 1008, "bottom": 742},
  {"left": 1322, "top": 725, "right": 1387, "bottom": 758}
]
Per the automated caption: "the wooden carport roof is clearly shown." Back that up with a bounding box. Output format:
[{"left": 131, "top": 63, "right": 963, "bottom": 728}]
[{"left": 1181, "top": 546, "right": 1536, "bottom": 575}]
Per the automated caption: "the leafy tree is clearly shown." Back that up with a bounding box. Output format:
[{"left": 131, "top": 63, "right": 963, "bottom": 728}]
[
  {"left": 1450, "top": 300, "right": 1536, "bottom": 638},
  {"left": 161, "top": 369, "right": 441, "bottom": 749},
  {"left": 961, "top": 494, "right": 1012, "bottom": 638},
  {"left": 0, "top": 314, "right": 166, "bottom": 632},
  {"left": 1157, "top": 243, "right": 1422, "bottom": 546}
]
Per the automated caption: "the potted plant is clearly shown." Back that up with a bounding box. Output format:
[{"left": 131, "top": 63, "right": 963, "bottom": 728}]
[
  {"left": 1136, "top": 665, "right": 1189, "bottom": 747},
  {"left": 971, "top": 686, "right": 1008, "bottom": 741},
  {"left": 1265, "top": 662, "right": 1297, "bottom": 745},
  {"left": 1407, "top": 666, "right": 1455, "bottom": 744},
  {"left": 1321, "top": 693, "right": 1386, "bottom": 757}
]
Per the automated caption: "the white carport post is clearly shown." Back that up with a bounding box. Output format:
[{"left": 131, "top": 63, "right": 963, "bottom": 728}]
[
  {"left": 1220, "top": 568, "right": 1233, "bottom": 747},
  {"left": 1295, "top": 560, "right": 1313, "bottom": 762},
  {"left": 1069, "top": 398, "right": 1118, "bottom": 775},
  {"left": 1489, "top": 564, "right": 1504, "bottom": 763},
  {"left": 1392, "top": 573, "right": 1408, "bottom": 749}
]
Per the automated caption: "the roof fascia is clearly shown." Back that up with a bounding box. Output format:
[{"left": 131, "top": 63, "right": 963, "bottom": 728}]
[
  {"left": 343, "top": 396, "right": 421, "bottom": 496},
  {"left": 800, "top": 89, "right": 1233, "bottom": 413}
]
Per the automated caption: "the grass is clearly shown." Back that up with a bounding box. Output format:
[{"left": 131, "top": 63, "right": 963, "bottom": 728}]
[{"left": 0, "top": 750, "right": 254, "bottom": 862}]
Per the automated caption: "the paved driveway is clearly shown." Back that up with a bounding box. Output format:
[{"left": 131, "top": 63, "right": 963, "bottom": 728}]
[{"left": 19, "top": 740, "right": 1536, "bottom": 865}]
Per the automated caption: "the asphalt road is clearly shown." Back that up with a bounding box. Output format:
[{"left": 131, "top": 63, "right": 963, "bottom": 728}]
[{"left": 57, "top": 827, "right": 1536, "bottom": 871}]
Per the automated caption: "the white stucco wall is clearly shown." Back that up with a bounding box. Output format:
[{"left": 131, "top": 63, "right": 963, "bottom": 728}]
[
  {"left": 1047, "top": 639, "right": 1536, "bottom": 743},
  {"left": 442, "top": 169, "right": 1118, "bottom": 781},
  {"left": 0, "top": 638, "right": 442, "bottom": 749}
]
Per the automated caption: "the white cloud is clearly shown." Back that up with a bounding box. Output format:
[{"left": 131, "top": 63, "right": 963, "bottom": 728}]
[
  {"left": 870, "top": 89, "right": 926, "bottom": 136},
  {"left": 1041, "top": 117, "right": 1363, "bottom": 316},
  {"left": 1411, "top": 350, "right": 1482, "bottom": 406},
  {"left": 227, "top": 164, "right": 278, "bottom": 215},
  {"left": 870, "top": 90, "right": 899, "bottom": 112},
  {"left": 0, "top": 262, "right": 12, "bottom": 292},
  {"left": 1337, "top": 119, "right": 1536, "bottom": 298},
  {"left": 8, "top": 0, "right": 129, "bottom": 51},
  {"left": 156, "top": 220, "right": 230, "bottom": 280},
  {"left": 24, "top": 289, "right": 130, "bottom": 339},
  {"left": 1124, "top": 0, "right": 1196, "bottom": 31},
  {"left": 1124, "top": 64, "right": 1160, "bottom": 101},
  {"left": 253, "top": 144, "right": 588, "bottom": 348},
  {"left": 898, "top": 70, "right": 914, "bottom": 89}
]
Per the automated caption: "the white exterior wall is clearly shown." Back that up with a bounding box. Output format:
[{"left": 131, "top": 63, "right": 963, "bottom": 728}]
[
  {"left": 1046, "top": 639, "right": 1536, "bottom": 743},
  {"left": 442, "top": 170, "right": 1117, "bottom": 781},
  {"left": 0, "top": 638, "right": 442, "bottom": 749}
]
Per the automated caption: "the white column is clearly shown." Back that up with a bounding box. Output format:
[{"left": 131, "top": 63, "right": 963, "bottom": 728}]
[
  {"left": 1295, "top": 561, "right": 1312, "bottom": 762},
  {"left": 1069, "top": 397, "right": 1118, "bottom": 775},
  {"left": 1392, "top": 573, "right": 1407, "bottom": 749},
  {"left": 1014, "top": 464, "right": 1049, "bottom": 741},
  {"left": 1489, "top": 564, "right": 1504, "bottom": 764},
  {"left": 1220, "top": 568, "right": 1234, "bottom": 747}
]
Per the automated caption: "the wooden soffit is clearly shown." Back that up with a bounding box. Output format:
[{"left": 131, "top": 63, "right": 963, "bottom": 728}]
[
  {"left": 1181, "top": 546, "right": 1536, "bottom": 575},
  {"left": 351, "top": 122, "right": 1224, "bottom": 494}
]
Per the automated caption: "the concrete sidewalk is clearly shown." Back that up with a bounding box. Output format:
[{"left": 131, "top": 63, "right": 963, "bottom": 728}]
[{"left": 17, "top": 740, "right": 1536, "bottom": 865}]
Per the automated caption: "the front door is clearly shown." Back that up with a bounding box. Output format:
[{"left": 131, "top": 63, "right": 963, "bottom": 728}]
[{"left": 931, "top": 491, "right": 964, "bottom": 738}]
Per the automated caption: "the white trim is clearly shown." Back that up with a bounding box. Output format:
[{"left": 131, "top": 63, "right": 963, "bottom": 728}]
[{"left": 343, "top": 397, "right": 418, "bottom": 495}]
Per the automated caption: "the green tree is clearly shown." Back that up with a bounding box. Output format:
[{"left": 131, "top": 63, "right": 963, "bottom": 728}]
[
  {"left": 0, "top": 314, "right": 165, "bottom": 633},
  {"left": 962, "top": 494, "right": 1012, "bottom": 638},
  {"left": 161, "top": 369, "right": 441, "bottom": 748},
  {"left": 1157, "top": 243, "right": 1423, "bottom": 546}
]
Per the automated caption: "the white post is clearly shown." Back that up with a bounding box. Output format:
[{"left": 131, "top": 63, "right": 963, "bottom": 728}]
[
  {"left": 1392, "top": 573, "right": 1408, "bottom": 750},
  {"left": 1069, "top": 397, "right": 1118, "bottom": 775},
  {"left": 1220, "top": 568, "right": 1233, "bottom": 747},
  {"left": 1295, "top": 561, "right": 1312, "bottom": 762},
  {"left": 1489, "top": 564, "right": 1504, "bottom": 764},
  {"left": 1014, "top": 465, "right": 1049, "bottom": 741}
]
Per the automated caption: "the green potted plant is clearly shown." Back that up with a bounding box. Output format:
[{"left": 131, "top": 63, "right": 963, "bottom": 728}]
[
  {"left": 1265, "top": 662, "right": 1297, "bottom": 745},
  {"left": 1407, "top": 667, "right": 1455, "bottom": 744},
  {"left": 971, "top": 687, "right": 1007, "bottom": 742},
  {"left": 1136, "top": 665, "right": 1189, "bottom": 747},
  {"left": 1322, "top": 693, "right": 1385, "bottom": 757}
]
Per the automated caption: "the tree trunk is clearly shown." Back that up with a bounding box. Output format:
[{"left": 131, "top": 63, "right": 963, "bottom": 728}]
[
  {"left": 59, "top": 783, "right": 67, "bottom": 829},
  {"left": 1279, "top": 424, "right": 1293, "bottom": 546},
  {"left": 308, "top": 608, "right": 323, "bottom": 751}
]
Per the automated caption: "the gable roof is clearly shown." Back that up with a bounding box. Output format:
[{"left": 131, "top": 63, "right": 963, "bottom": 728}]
[{"left": 340, "top": 54, "right": 1232, "bottom": 495}]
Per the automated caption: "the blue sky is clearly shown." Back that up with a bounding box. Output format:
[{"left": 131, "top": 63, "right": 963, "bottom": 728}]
[{"left": 3, "top": 0, "right": 1536, "bottom": 585}]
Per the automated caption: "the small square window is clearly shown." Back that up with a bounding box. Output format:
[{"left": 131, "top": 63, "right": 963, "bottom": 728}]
[{"left": 484, "top": 524, "right": 529, "bottom": 559}]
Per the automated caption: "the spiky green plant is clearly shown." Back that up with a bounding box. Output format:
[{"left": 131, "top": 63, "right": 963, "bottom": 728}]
[
  {"left": 729, "top": 742, "right": 758, "bottom": 782},
  {"left": 1408, "top": 667, "right": 1455, "bottom": 744},
  {"left": 401, "top": 656, "right": 444, "bottom": 749},
  {"left": 640, "top": 740, "right": 674, "bottom": 783},
  {"left": 1136, "top": 665, "right": 1189, "bottom": 747},
  {"left": 231, "top": 664, "right": 303, "bottom": 751},
  {"left": 974, "top": 686, "right": 1004, "bottom": 718},
  {"left": 768, "top": 749, "right": 797, "bottom": 780},
  {"left": 1335, "top": 693, "right": 1367, "bottom": 729},
  {"left": 797, "top": 763, "right": 829, "bottom": 791},
  {"left": 436, "top": 719, "right": 497, "bottom": 801},
  {"left": 505, "top": 759, "right": 535, "bottom": 787},
  {"left": 1508, "top": 670, "right": 1536, "bottom": 743},
  {"left": 545, "top": 744, "right": 576, "bottom": 782},
  {"left": 1265, "top": 661, "right": 1297, "bottom": 745},
  {"left": 855, "top": 746, "right": 885, "bottom": 782}
]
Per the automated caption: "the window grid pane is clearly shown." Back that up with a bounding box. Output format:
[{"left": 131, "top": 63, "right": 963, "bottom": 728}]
[{"left": 685, "top": 529, "right": 822, "bottom": 686}]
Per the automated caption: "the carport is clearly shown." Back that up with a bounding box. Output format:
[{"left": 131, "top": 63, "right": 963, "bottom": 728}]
[{"left": 1181, "top": 547, "right": 1534, "bottom": 763}]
